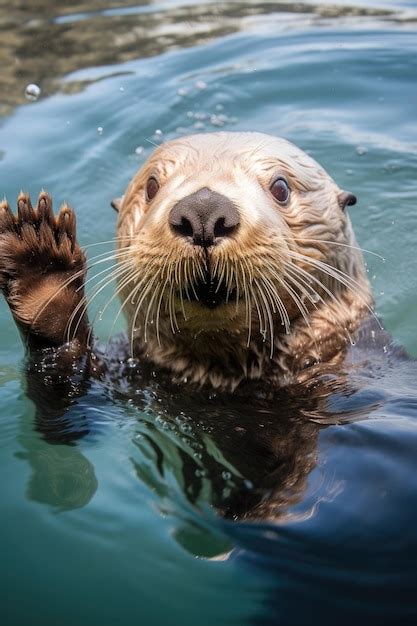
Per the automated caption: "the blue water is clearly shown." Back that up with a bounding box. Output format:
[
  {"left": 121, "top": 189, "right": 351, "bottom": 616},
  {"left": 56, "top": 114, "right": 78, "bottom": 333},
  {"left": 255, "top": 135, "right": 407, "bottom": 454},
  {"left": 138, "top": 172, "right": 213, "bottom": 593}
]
[{"left": 1, "top": 1, "right": 417, "bottom": 624}]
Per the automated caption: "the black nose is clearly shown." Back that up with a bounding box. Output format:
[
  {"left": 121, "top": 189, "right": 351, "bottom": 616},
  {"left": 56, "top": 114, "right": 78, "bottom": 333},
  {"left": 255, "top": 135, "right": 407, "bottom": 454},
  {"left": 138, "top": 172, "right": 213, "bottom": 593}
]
[{"left": 169, "top": 187, "right": 240, "bottom": 247}]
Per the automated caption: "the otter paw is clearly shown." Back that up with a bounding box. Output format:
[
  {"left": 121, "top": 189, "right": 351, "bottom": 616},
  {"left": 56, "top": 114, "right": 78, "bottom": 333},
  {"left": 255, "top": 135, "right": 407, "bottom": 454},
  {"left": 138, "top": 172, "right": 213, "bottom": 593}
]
[{"left": 0, "top": 191, "right": 87, "bottom": 342}]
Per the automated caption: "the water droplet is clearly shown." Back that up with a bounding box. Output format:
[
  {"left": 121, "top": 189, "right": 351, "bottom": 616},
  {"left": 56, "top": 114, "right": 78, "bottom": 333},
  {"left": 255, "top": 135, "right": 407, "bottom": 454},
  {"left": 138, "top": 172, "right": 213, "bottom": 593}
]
[
  {"left": 193, "top": 121, "right": 205, "bottom": 130},
  {"left": 210, "top": 115, "right": 225, "bottom": 127},
  {"left": 97, "top": 126, "right": 104, "bottom": 135},
  {"left": 154, "top": 129, "right": 163, "bottom": 137},
  {"left": 383, "top": 345, "right": 388, "bottom": 354},
  {"left": 25, "top": 83, "right": 41, "bottom": 101},
  {"left": 215, "top": 103, "right": 224, "bottom": 111},
  {"left": 195, "top": 469, "right": 206, "bottom": 478},
  {"left": 311, "top": 292, "right": 320, "bottom": 303},
  {"left": 180, "top": 423, "right": 192, "bottom": 434},
  {"left": 135, "top": 146, "right": 144, "bottom": 155},
  {"left": 195, "top": 80, "right": 207, "bottom": 90},
  {"left": 222, "top": 471, "right": 232, "bottom": 481},
  {"left": 119, "top": 86, "right": 125, "bottom": 92},
  {"left": 355, "top": 146, "right": 368, "bottom": 156},
  {"left": 380, "top": 291, "right": 384, "bottom": 296},
  {"left": 177, "top": 87, "right": 188, "bottom": 97}
]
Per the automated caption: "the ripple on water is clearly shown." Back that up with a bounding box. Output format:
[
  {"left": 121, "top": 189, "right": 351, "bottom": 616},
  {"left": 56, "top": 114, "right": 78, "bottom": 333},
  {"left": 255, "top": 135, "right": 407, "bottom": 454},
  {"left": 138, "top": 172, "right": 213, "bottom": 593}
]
[{"left": 1, "top": 1, "right": 417, "bottom": 625}]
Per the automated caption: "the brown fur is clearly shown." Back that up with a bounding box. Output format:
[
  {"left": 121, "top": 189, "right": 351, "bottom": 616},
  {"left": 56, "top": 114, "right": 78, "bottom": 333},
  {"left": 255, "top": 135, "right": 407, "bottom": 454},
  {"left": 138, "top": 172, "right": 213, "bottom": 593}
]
[
  {"left": 0, "top": 132, "right": 372, "bottom": 392},
  {"left": 0, "top": 191, "right": 88, "bottom": 349},
  {"left": 116, "top": 132, "right": 372, "bottom": 390}
]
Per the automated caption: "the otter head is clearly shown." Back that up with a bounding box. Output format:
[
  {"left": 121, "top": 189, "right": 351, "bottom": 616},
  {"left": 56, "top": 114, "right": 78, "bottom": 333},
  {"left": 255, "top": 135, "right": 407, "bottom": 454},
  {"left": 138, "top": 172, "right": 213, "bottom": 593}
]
[{"left": 116, "top": 132, "right": 371, "bottom": 389}]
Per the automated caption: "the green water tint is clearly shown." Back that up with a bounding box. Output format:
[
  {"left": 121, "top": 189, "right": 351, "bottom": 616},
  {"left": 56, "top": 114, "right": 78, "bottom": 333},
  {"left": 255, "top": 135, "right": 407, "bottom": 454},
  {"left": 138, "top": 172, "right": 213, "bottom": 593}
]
[{"left": 1, "top": 1, "right": 417, "bottom": 625}]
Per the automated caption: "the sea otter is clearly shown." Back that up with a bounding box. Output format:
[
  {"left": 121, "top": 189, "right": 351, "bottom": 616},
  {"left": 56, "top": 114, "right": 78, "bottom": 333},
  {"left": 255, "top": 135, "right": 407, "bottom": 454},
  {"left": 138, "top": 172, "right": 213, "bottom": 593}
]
[
  {"left": 0, "top": 131, "right": 389, "bottom": 519},
  {"left": 0, "top": 131, "right": 373, "bottom": 391}
]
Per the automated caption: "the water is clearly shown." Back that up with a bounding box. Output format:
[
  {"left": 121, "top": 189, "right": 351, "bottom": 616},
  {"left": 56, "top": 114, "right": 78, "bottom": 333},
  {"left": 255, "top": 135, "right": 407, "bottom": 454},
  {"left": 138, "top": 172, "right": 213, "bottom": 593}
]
[{"left": 1, "top": 1, "right": 417, "bottom": 624}]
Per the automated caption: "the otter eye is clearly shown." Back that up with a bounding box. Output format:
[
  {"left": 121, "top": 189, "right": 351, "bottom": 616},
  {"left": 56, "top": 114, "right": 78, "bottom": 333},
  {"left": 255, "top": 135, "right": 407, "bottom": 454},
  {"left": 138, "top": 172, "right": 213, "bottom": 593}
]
[
  {"left": 270, "top": 178, "right": 290, "bottom": 204},
  {"left": 146, "top": 177, "right": 159, "bottom": 201}
]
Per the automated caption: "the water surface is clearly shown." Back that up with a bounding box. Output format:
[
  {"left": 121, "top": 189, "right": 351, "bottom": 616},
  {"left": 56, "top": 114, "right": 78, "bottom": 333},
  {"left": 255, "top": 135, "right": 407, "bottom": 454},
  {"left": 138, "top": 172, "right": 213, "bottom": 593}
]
[{"left": 1, "top": 1, "right": 417, "bottom": 624}]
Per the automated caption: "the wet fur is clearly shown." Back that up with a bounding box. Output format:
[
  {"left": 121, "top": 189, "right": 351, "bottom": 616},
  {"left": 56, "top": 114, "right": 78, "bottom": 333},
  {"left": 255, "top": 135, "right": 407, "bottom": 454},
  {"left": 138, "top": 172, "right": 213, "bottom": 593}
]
[
  {"left": 0, "top": 133, "right": 398, "bottom": 523},
  {"left": 0, "top": 191, "right": 88, "bottom": 350},
  {"left": 116, "top": 132, "right": 372, "bottom": 389}
]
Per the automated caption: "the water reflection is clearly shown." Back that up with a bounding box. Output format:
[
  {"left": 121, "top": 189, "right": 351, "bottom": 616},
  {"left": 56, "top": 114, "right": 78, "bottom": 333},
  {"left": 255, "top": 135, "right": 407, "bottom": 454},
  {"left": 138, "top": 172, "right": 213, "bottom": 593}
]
[
  {"left": 16, "top": 321, "right": 396, "bottom": 523},
  {"left": 0, "top": 0, "right": 398, "bottom": 116}
]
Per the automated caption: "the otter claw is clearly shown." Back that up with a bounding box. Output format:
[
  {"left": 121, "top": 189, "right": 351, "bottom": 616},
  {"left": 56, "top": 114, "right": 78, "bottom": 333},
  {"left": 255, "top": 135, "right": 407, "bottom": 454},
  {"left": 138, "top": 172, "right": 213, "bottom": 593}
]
[{"left": 37, "top": 190, "right": 54, "bottom": 224}]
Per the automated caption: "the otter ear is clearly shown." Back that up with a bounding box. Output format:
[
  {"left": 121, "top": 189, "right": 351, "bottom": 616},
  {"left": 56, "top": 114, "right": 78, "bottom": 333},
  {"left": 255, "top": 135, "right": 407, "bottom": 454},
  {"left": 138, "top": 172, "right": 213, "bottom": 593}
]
[
  {"left": 337, "top": 190, "right": 357, "bottom": 211},
  {"left": 111, "top": 196, "right": 124, "bottom": 213}
]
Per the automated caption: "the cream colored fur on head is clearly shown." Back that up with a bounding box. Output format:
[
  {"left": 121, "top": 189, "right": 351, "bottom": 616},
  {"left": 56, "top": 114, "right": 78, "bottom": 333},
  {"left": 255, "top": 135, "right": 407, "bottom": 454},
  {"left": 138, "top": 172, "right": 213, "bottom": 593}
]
[{"left": 116, "top": 131, "right": 372, "bottom": 390}]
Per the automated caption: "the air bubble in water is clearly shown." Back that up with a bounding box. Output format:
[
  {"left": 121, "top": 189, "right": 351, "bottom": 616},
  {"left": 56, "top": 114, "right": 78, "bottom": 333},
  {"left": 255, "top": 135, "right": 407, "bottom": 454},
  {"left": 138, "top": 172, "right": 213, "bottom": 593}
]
[
  {"left": 97, "top": 126, "right": 104, "bottom": 135},
  {"left": 195, "top": 80, "right": 207, "bottom": 90},
  {"left": 25, "top": 83, "right": 41, "bottom": 101},
  {"left": 356, "top": 146, "right": 368, "bottom": 156},
  {"left": 222, "top": 471, "right": 232, "bottom": 480},
  {"left": 135, "top": 146, "right": 144, "bottom": 155}
]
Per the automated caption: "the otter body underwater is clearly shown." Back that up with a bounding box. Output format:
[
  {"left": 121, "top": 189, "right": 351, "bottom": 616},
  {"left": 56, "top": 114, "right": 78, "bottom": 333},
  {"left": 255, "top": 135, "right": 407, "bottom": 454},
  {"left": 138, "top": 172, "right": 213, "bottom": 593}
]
[{"left": 0, "top": 132, "right": 380, "bottom": 387}]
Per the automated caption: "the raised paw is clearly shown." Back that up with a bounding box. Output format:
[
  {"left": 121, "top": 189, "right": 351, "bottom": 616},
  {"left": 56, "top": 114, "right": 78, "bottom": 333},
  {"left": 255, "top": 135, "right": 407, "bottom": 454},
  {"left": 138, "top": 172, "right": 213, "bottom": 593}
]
[{"left": 0, "top": 191, "right": 88, "bottom": 346}]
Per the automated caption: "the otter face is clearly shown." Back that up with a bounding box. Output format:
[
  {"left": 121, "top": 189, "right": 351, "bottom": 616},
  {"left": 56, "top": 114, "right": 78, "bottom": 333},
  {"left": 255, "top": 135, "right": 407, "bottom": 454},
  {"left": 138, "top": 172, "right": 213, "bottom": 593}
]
[{"left": 116, "top": 131, "right": 365, "bottom": 354}]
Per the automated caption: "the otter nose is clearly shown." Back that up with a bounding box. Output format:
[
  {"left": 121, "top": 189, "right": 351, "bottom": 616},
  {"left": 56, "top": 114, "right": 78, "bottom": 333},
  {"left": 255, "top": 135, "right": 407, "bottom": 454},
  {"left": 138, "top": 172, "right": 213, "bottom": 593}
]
[{"left": 169, "top": 187, "right": 240, "bottom": 247}]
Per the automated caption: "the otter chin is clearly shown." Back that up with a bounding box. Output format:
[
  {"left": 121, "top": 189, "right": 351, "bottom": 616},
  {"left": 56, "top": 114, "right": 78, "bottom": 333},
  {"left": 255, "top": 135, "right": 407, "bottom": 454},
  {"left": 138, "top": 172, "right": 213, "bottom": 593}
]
[{"left": 114, "top": 131, "right": 372, "bottom": 390}]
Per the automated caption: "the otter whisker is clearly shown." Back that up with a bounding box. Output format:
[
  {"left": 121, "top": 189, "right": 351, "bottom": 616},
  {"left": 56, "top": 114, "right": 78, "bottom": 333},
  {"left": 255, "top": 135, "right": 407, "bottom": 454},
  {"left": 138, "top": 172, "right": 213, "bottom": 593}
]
[
  {"left": 287, "top": 250, "right": 368, "bottom": 299},
  {"left": 78, "top": 254, "right": 133, "bottom": 292},
  {"left": 260, "top": 274, "right": 291, "bottom": 334},
  {"left": 96, "top": 263, "right": 141, "bottom": 331},
  {"left": 155, "top": 278, "right": 170, "bottom": 344},
  {"left": 145, "top": 254, "right": 172, "bottom": 344},
  {"left": 129, "top": 272, "right": 161, "bottom": 355},
  {"left": 144, "top": 281, "right": 163, "bottom": 344},
  {"left": 169, "top": 281, "right": 180, "bottom": 334},
  {"left": 63, "top": 260, "right": 132, "bottom": 343},
  {"left": 234, "top": 266, "right": 241, "bottom": 313},
  {"left": 239, "top": 259, "right": 252, "bottom": 347},
  {"left": 254, "top": 279, "right": 275, "bottom": 357},
  {"left": 81, "top": 236, "right": 133, "bottom": 250},
  {"left": 283, "top": 263, "right": 323, "bottom": 307},
  {"left": 250, "top": 282, "right": 267, "bottom": 339},
  {"left": 287, "top": 250, "right": 381, "bottom": 328},
  {"left": 97, "top": 268, "right": 144, "bottom": 351},
  {"left": 284, "top": 263, "right": 356, "bottom": 345},
  {"left": 216, "top": 257, "right": 227, "bottom": 293},
  {"left": 105, "top": 268, "right": 149, "bottom": 352},
  {"left": 31, "top": 250, "right": 132, "bottom": 331},
  {"left": 273, "top": 271, "right": 312, "bottom": 330},
  {"left": 68, "top": 260, "right": 135, "bottom": 343},
  {"left": 85, "top": 245, "right": 133, "bottom": 264},
  {"left": 286, "top": 236, "right": 385, "bottom": 262}
]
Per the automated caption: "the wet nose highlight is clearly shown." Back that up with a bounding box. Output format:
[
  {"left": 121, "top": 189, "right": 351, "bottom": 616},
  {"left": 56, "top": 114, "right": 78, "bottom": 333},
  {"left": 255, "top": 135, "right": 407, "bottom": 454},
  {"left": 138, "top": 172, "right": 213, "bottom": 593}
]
[{"left": 169, "top": 187, "right": 240, "bottom": 247}]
